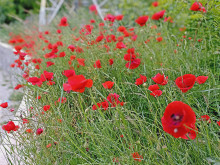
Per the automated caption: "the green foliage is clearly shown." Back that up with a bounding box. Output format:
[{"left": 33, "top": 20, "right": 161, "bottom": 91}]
[
  {"left": 0, "top": 0, "right": 40, "bottom": 24},
  {"left": 0, "top": 0, "right": 16, "bottom": 24},
  {"left": 116, "top": 0, "right": 219, "bottom": 46}
]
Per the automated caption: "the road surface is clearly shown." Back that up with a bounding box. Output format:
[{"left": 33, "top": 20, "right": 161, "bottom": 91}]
[{"left": 0, "top": 42, "right": 23, "bottom": 165}]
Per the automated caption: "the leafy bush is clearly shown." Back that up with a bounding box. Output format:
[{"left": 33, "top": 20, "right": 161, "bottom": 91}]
[
  {"left": 0, "top": 0, "right": 16, "bottom": 24},
  {"left": 0, "top": 0, "right": 40, "bottom": 24}
]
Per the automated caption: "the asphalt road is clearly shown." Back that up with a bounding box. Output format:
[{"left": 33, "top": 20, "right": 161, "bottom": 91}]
[
  {"left": 0, "top": 42, "right": 22, "bottom": 165},
  {"left": 0, "top": 42, "right": 19, "bottom": 124}
]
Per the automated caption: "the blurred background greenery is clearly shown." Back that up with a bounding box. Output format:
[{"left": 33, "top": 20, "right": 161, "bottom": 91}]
[
  {"left": 0, "top": 0, "right": 40, "bottom": 24},
  {"left": 0, "top": 0, "right": 219, "bottom": 48}
]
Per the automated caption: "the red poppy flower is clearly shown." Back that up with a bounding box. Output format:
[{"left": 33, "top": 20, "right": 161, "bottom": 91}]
[
  {"left": 64, "top": 75, "right": 93, "bottom": 93},
  {"left": 94, "top": 60, "right": 102, "bottom": 68},
  {"left": 125, "top": 58, "right": 141, "bottom": 69},
  {"left": 190, "top": 2, "right": 206, "bottom": 13},
  {"left": 36, "top": 128, "right": 43, "bottom": 135},
  {"left": 175, "top": 74, "right": 196, "bottom": 93},
  {"left": 68, "top": 45, "right": 75, "bottom": 52},
  {"left": 92, "top": 103, "right": 101, "bottom": 110},
  {"left": 92, "top": 105, "right": 97, "bottom": 110},
  {"left": 35, "top": 65, "right": 40, "bottom": 70},
  {"left": 150, "top": 90, "right": 162, "bottom": 97},
  {"left": 131, "top": 35, "right": 137, "bottom": 41},
  {"left": 63, "top": 83, "right": 72, "bottom": 92},
  {"left": 99, "top": 23, "right": 104, "bottom": 27},
  {"left": 89, "top": 5, "right": 97, "bottom": 14},
  {"left": 90, "top": 19, "right": 95, "bottom": 23},
  {"left": 164, "top": 16, "right": 173, "bottom": 23},
  {"left": 77, "top": 58, "right": 85, "bottom": 66},
  {"left": 14, "top": 45, "right": 22, "bottom": 52},
  {"left": 62, "top": 70, "right": 75, "bottom": 78},
  {"left": 156, "top": 37, "right": 163, "bottom": 42},
  {"left": 104, "top": 14, "right": 116, "bottom": 22},
  {"left": 22, "top": 119, "right": 29, "bottom": 124},
  {"left": 59, "top": 17, "right": 69, "bottom": 26},
  {"left": 2, "top": 121, "right": 19, "bottom": 132},
  {"left": 161, "top": 101, "right": 196, "bottom": 139},
  {"left": 26, "top": 129, "right": 33, "bottom": 133},
  {"left": 135, "top": 16, "right": 149, "bottom": 26},
  {"left": 14, "top": 84, "right": 24, "bottom": 90},
  {"left": 105, "top": 34, "right": 116, "bottom": 42},
  {"left": 196, "top": 76, "right": 208, "bottom": 84},
  {"left": 190, "top": 2, "right": 202, "bottom": 11},
  {"left": 0, "top": 102, "right": 8, "bottom": 108},
  {"left": 22, "top": 73, "right": 29, "bottom": 79},
  {"left": 27, "top": 77, "right": 42, "bottom": 86},
  {"left": 180, "top": 124, "right": 197, "bottom": 140},
  {"left": 201, "top": 7, "right": 206, "bottom": 13},
  {"left": 116, "top": 14, "right": 124, "bottom": 21},
  {"left": 59, "top": 51, "right": 66, "bottom": 57},
  {"left": 70, "top": 55, "right": 76, "bottom": 61},
  {"left": 124, "top": 53, "right": 136, "bottom": 61},
  {"left": 135, "top": 75, "right": 147, "bottom": 86},
  {"left": 199, "top": 115, "right": 211, "bottom": 123},
  {"left": 116, "top": 42, "right": 126, "bottom": 49},
  {"left": 44, "top": 31, "right": 49, "bottom": 35},
  {"left": 10, "top": 63, "right": 15, "bottom": 68},
  {"left": 58, "top": 97, "right": 67, "bottom": 103},
  {"left": 117, "top": 36, "right": 124, "bottom": 42},
  {"left": 46, "top": 61, "right": 54, "bottom": 67},
  {"left": 96, "top": 35, "right": 104, "bottom": 42},
  {"left": 148, "top": 84, "right": 162, "bottom": 97},
  {"left": 152, "top": 10, "right": 166, "bottom": 20},
  {"left": 101, "top": 100, "right": 109, "bottom": 110},
  {"left": 109, "top": 59, "right": 114, "bottom": 65},
  {"left": 148, "top": 84, "right": 160, "bottom": 91},
  {"left": 127, "top": 48, "right": 135, "bottom": 54},
  {"left": 82, "top": 24, "right": 93, "bottom": 35},
  {"left": 118, "top": 26, "right": 126, "bottom": 32},
  {"left": 57, "top": 29, "right": 61, "bottom": 33},
  {"left": 47, "top": 81, "right": 55, "bottom": 86},
  {"left": 107, "top": 93, "right": 123, "bottom": 107},
  {"left": 152, "top": 1, "right": 159, "bottom": 7},
  {"left": 46, "top": 143, "right": 52, "bottom": 148},
  {"left": 43, "top": 105, "right": 51, "bottom": 111},
  {"left": 217, "top": 121, "right": 220, "bottom": 126},
  {"left": 36, "top": 96, "right": 41, "bottom": 99},
  {"left": 152, "top": 73, "right": 168, "bottom": 85},
  {"left": 132, "top": 152, "right": 143, "bottom": 162},
  {"left": 102, "top": 81, "right": 114, "bottom": 89},
  {"left": 40, "top": 71, "right": 54, "bottom": 82}
]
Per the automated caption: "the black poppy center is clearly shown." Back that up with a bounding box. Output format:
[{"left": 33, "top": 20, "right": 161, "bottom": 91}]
[{"left": 171, "top": 114, "right": 183, "bottom": 125}]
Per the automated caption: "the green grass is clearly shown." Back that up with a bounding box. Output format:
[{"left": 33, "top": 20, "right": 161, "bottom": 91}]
[{"left": 1, "top": 2, "right": 220, "bottom": 165}]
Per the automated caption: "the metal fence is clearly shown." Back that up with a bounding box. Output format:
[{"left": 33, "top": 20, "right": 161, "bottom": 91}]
[{"left": 39, "top": 0, "right": 111, "bottom": 29}]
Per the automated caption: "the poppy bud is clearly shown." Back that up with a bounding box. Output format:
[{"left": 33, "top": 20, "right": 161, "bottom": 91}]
[{"left": 36, "top": 128, "right": 43, "bottom": 135}]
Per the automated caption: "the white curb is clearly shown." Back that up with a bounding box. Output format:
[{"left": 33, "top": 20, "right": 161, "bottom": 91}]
[{"left": 0, "top": 42, "right": 12, "bottom": 49}]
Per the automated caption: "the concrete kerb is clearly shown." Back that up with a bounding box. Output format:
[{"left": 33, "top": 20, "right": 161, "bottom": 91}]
[{"left": 0, "top": 42, "right": 12, "bottom": 49}]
